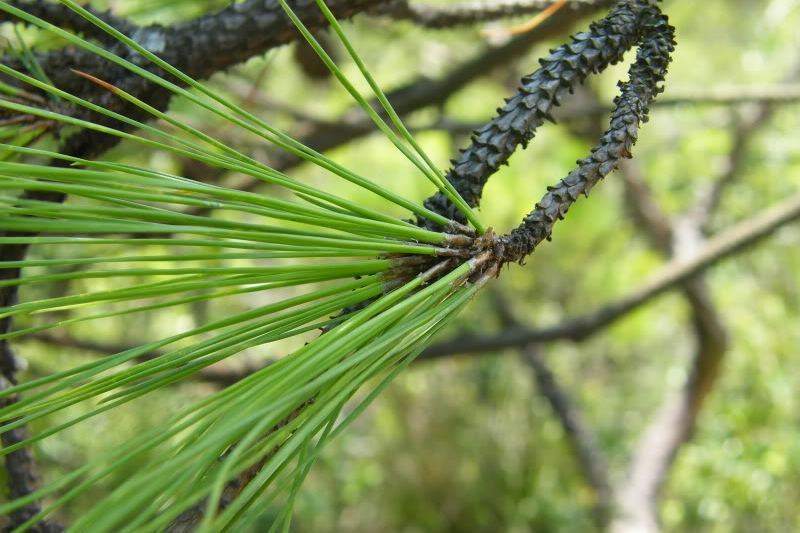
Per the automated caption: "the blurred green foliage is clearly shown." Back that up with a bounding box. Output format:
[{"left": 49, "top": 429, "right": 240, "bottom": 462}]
[{"left": 4, "top": 0, "right": 800, "bottom": 530}]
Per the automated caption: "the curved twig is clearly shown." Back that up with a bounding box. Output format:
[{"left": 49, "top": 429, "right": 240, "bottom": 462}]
[{"left": 420, "top": 0, "right": 672, "bottom": 226}]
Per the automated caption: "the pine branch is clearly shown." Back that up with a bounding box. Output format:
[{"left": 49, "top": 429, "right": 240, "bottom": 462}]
[
  {"left": 0, "top": 2, "right": 385, "bottom": 526},
  {"left": 0, "top": 0, "right": 136, "bottom": 42}
]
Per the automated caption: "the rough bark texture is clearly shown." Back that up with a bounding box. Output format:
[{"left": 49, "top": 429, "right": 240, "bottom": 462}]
[
  {"left": 0, "top": 0, "right": 136, "bottom": 41},
  {"left": 420, "top": 0, "right": 661, "bottom": 226}
]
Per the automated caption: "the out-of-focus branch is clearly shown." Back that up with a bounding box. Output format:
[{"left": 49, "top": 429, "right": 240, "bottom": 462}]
[
  {"left": 612, "top": 277, "right": 727, "bottom": 533},
  {"left": 522, "top": 348, "right": 614, "bottom": 526},
  {"left": 422, "top": 193, "right": 800, "bottom": 359},
  {"left": 688, "top": 62, "right": 800, "bottom": 231},
  {"left": 371, "top": 0, "right": 595, "bottom": 28},
  {"left": 401, "top": 85, "right": 800, "bottom": 135},
  {"left": 658, "top": 84, "right": 800, "bottom": 108},
  {"left": 48, "top": 187, "right": 797, "bottom": 376},
  {"left": 491, "top": 292, "right": 613, "bottom": 528},
  {"left": 0, "top": 0, "right": 137, "bottom": 42},
  {"left": 689, "top": 105, "right": 780, "bottom": 231},
  {"left": 610, "top": 57, "right": 800, "bottom": 527}
]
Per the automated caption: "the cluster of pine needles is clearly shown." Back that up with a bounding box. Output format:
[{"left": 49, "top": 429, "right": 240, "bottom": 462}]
[{"left": 0, "top": 0, "right": 497, "bottom": 530}]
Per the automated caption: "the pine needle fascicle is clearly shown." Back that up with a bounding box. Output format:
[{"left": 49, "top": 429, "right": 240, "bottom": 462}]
[{"left": 0, "top": 0, "right": 493, "bottom": 529}]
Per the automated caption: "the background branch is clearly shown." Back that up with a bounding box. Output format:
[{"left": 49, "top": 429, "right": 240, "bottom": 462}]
[
  {"left": 371, "top": 0, "right": 596, "bottom": 29},
  {"left": 0, "top": 0, "right": 137, "bottom": 42},
  {"left": 490, "top": 292, "right": 614, "bottom": 528},
  {"left": 610, "top": 161, "right": 727, "bottom": 533},
  {"left": 422, "top": 193, "right": 800, "bottom": 359},
  {"left": 225, "top": 0, "right": 608, "bottom": 196}
]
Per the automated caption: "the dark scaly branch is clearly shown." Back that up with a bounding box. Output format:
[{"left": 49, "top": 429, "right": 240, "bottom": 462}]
[
  {"left": 609, "top": 158, "right": 727, "bottom": 532},
  {"left": 498, "top": 2, "right": 674, "bottom": 260},
  {"left": 490, "top": 292, "right": 613, "bottom": 528},
  {"left": 1, "top": 0, "right": 385, "bottom": 98},
  {"left": 371, "top": 0, "right": 597, "bottom": 29}
]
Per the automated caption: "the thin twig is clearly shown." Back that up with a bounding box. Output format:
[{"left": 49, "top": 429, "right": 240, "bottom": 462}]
[
  {"left": 490, "top": 291, "right": 613, "bottom": 528},
  {"left": 372, "top": 0, "right": 597, "bottom": 29}
]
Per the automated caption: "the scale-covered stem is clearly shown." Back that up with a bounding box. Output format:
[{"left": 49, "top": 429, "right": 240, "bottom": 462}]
[{"left": 502, "top": 3, "right": 675, "bottom": 261}]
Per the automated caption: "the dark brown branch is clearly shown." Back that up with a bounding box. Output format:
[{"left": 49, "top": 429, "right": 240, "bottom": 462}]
[
  {"left": 421, "top": 193, "right": 800, "bottom": 358},
  {"left": 491, "top": 292, "right": 613, "bottom": 527},
  {"left": 220, "top": 0, "right": 606, "bottom": 197},
  {"left": 521, "top": 348, "right": 614, "bottom": 527}
]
